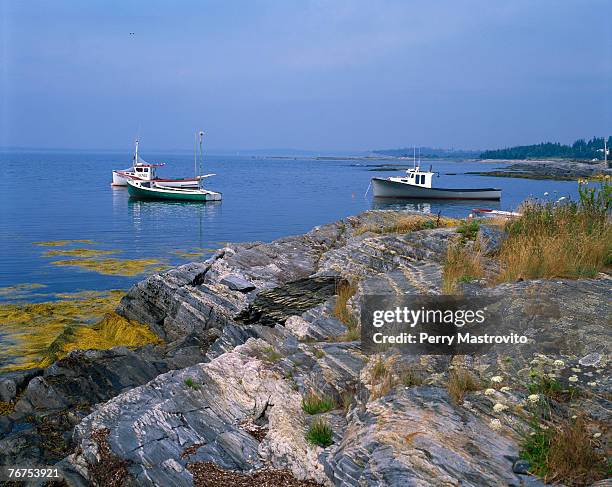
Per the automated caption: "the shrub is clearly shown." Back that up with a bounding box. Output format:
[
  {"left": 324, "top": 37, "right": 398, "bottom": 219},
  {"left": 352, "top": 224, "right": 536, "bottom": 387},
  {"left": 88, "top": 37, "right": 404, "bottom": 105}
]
[
  {"left": 401, "top": 368, "right": 424, "bottom": 387},
  {"left": 260, "top": 346, "right": 282, "bottom": 363},
  {"left": 447, "top": 368, "right": 481, "bottom": 403},
  {"left": 456, "top": 219, "right": 480, "bottom": 241},
  {"left": 306, "top": 418, "right": 333, "bottom": 447},
  {"left": 353, "top": 213, "right": 458, "bottom": 236},
  {"left": 334, "top": 279, "right": 361, "bottom": 340},
  {"left": 301, "top": 392, "right": 335, "bottom": 415}
]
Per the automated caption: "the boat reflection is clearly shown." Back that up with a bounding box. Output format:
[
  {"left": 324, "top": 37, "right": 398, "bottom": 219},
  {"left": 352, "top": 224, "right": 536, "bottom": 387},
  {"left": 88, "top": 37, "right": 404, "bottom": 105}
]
[{"left": 371, "top": 197, "right": 501, "bottom": 217}]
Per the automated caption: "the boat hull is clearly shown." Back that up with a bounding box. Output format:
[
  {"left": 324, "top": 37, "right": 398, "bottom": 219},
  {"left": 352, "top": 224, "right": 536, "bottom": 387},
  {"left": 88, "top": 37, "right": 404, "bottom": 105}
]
[
  {"left": 112, "top": 170, "right": 201, "bottom": 188},
  {"left": 126, "top": 181, "right": 221, "bottom": 201},
  {"left": 371, "top": 178, "right": 501, "bottom": 200}
]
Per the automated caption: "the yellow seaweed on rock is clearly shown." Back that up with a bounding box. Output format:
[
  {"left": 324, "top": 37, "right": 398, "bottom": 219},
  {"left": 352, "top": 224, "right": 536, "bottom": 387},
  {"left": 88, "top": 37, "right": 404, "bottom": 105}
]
[
  {"left": 50, "top": 257, "right": 166, "bottom": 276},
  {"left": 39, "top": 312, "right": 161, "bottom": 367},
  {"left": 43, "top": 248, "right": 119, "bottom": 258},
  {"left": 33, "top": 239, "right": 97, "bottom": 247},
  {"left": 0, "top": 290, "right": 159, "bottom": 371}
]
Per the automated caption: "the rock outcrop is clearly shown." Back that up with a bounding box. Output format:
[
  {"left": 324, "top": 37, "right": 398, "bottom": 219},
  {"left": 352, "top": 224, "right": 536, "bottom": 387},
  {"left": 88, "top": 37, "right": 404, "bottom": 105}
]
[{"left": 1, "top": 210, "right": 609, "bottom": 486}]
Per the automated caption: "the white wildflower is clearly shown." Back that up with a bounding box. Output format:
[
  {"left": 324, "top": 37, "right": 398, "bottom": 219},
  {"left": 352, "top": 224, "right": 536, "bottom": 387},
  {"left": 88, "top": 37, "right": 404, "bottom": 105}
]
[
  {"left": 571, "top": 415, "right": 577, "bottom": 419},
  {"left": 491, "top": 376, "right": 503, "bottom": 383},
  {"left": 553, "top": 359, "right": 565, "bottom": 367},
  {"left": 568, "top": 375, "right": 578, "bottom": 383},
  {"left": 527, "top": 394, "right": 540, "bottom": 403},
  {"left": 543, "top": 192, "right": 549, "bottom": 196},
  {"left": 484, "top": 388, "right": 496, "bottom": 396},
  {"left": 493, "top": 403, "right": 508, "bottom": 413},
  {"left": 593, "top": 432, "right": 601, "bottom": 438},
  {"left": 500, "top": 386, "right": 511, "bottom": 393},
  {"left": 588, "top": 381, "right": 597, "bottom": 387},
  {"left": 490, "top": 419, "right": 502, "bottom": 430},
  {"left": 571, "top": 367, "right": 581, "bottom": 373}
]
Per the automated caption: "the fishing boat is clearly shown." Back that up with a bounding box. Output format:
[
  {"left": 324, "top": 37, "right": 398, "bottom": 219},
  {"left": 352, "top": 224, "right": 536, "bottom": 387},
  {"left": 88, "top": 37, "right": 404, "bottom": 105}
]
[
  {"left": 126, "top": 179, "right": 221, "bottom": 201},
  {"left": 371, "top": 161, "right": 501, "bottom": 200},
  {"left": 111, "top": 139, "right": 204, "bottom": 188},
  {"left": 126, "top": 131, "right": 222, "bottom": 202}
]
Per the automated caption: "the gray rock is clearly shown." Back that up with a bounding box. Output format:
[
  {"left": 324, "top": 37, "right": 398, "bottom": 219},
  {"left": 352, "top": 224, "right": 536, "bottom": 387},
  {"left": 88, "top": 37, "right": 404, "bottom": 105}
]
[
  {"left": 512, "top": 458, "right": 531, "bottom": 474},
  {"left": 477, "top": 224, "right": 506, "bottom": 255},
  {"left": 220, "top": 274, "right": 256, "bottom": 292},
  {"left": 579, "top": 352, "right": 602, "bottom": 367}
]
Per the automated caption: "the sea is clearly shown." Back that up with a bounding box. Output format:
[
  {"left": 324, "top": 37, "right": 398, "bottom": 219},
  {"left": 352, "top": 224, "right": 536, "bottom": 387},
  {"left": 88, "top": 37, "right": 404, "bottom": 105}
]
[{"left": 0, "top": 151, "right": 579, "bottom": 302}]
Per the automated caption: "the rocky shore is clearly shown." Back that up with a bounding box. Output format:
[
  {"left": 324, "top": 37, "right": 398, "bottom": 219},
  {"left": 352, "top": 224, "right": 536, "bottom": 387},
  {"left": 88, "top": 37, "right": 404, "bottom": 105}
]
[
  {"left": 0, "top": 210, "right": 609, "bottom": 486},
  {"left": 469, "top": 159, "right": 612, "bottom": 180}
]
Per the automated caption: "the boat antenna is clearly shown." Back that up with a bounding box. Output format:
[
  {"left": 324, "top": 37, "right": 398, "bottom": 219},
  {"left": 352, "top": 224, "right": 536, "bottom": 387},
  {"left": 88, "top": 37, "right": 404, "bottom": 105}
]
[{"left": 413, "top": 146, "right": 416, "bottom": 169}]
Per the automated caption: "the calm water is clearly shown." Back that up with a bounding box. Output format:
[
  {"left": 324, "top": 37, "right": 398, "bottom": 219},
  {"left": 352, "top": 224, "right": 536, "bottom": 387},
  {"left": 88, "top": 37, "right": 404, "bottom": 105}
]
[{"left": 0, "top": 151, "right": 579, "bottom": 301}]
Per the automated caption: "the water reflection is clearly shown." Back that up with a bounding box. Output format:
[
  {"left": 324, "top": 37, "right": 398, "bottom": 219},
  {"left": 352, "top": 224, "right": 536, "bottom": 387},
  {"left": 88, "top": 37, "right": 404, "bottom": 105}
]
[{"left": 371, "top": 197, "right": 501, "bottom": 217}]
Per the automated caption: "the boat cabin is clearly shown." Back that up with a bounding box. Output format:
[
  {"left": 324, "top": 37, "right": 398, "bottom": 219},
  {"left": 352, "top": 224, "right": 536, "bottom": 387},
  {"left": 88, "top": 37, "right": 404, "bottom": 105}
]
[
  {"left": 132, "top": 164, "right": 157, "bottom": 181},
  {"left": 389, "top": 166, "right": 435, "bottom": 189}
]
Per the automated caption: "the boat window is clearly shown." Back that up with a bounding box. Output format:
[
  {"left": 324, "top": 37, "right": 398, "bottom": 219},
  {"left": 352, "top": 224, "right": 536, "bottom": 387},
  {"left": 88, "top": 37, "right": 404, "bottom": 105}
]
[{"left": 136, "top": 167, "right": 143, "bottom": 172}]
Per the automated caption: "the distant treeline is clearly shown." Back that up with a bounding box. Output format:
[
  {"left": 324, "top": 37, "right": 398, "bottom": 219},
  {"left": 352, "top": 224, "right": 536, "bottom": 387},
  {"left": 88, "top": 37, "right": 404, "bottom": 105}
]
[
  {"left": 373, "top": 147, "right": 481, "bottom": 159},
  {"left": 480, "top": 137, "right": 611, "bottom": 160}
]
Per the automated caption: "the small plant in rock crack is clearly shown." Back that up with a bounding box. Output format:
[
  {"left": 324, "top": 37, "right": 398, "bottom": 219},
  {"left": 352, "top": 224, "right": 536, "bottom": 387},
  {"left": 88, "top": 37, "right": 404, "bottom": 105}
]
[
  {"left": 306, "top": 418, "right": 333, "bottom": 447},
  {"left": 184, "top": 377, "right": 201, "bottom": 390},
  {"left": 302, "top": 392, "right": 335, "bottom": 414}
]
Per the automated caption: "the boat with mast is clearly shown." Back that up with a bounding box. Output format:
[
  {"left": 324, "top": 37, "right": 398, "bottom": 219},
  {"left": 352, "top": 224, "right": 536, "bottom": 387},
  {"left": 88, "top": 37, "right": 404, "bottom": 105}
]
[
  {"left": 371, "top": 148, "right": 501, "bottom": 200},
  {"left": 126, "top": 131, "right": 222, "bottom": 202},
  {"left": 112, "top": 138, "right": 204, "bottom": 188}
]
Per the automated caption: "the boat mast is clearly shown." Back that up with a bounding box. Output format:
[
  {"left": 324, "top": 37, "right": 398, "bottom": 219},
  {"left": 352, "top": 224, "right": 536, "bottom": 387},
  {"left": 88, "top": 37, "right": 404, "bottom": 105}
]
[
  {"left": 413, "top": 146, "right": 416, "bottom": 169},
  {"left": 199, "top": 131, "right": 204, "bottom": 183},
  {"left": 134, "top": 138, "right": 139, "bottom": 166},
  {"left": 194, "top": 132, "right": 198, "bottom": 178}
]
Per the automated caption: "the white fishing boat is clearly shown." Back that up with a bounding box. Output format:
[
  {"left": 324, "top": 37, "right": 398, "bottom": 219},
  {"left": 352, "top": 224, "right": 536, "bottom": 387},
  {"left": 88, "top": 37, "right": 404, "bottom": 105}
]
[
  {"left": 371, "top": 148, "right": 501, "bottom": 200},
  {"left": 111, "top": 139, "right": 204, "bottom": 188}
]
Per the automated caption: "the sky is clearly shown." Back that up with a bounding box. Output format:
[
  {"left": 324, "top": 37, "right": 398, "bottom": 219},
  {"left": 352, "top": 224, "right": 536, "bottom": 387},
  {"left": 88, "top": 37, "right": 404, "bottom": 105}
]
[{"left": 1, "top": 0, "right": 610, "bottom": 152}]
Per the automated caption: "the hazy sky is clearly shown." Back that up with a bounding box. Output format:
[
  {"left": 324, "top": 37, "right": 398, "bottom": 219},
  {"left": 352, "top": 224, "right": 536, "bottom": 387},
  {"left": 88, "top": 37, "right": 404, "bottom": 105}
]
[{"left": 1, "top": 0, "right": 610, "bottom": 152}]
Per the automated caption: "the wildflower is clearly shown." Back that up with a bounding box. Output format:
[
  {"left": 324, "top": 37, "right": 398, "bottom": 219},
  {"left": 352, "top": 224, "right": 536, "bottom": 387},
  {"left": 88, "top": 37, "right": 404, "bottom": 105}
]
[
  {"left": 527, "top": 394, "right": 540, "bottom": 403},
  {"left": 490, "top": 419, "right": 502, "bottom": 430},
  {"left": 540, "top": 424, "right": 549, "bottom": 430},
  {"left": 571, "top": 367, "right": 581, "bottom": 373},
  {"left": 588, "top": 381, "right": 597, "bottom": 387},
  {"left": 593, "top": 432, "right": 601, "bottom": 438},
  {"left": 484, "top": 388, "right": 496, "bottom": 396},
  {"left": 543, "top": 191, "right": 549, "bottom": 196},
  {"left": 568, "top": 375, "right": 578, "bottom": 383},
  {"left": 493, "top": 403, "right": 508, "bottom": 413},
  {"left": 571, "top": 415, "right": 577, "bottom": 419},
  {"left": 500, "top": 386, "right": 511, "bottom": 393},
  {"left": 491, "top": 376, "right": 503, "bottom": 383},
  {"left": 553, "top": 359, "right": 564, "bottom": 367}
]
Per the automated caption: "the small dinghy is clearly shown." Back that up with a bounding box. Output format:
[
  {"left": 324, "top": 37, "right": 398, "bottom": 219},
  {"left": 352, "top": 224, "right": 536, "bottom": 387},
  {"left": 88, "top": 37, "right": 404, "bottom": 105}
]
[
  {"left": 372, "top": 163, "right": 501, "bottom": 201},
  {"left": 470, "top": 208, "right": 521, "bottom": 219},
  {"left": 126, "top": 179, "right": 221, "bottom": 201}
]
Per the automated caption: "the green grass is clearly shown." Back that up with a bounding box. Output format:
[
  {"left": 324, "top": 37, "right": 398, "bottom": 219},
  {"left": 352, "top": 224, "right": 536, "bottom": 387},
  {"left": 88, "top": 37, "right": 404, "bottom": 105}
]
[
  {"left": 261, "top": 346, "right": 282, "bottom": 363},
  {"left": 313, "top": 348, "right": 325, "bottom": 359},
  {"left": 302, "top": 392, "right": 335, "bottom": 415},
  {"left": 184, "top": 377, "right": 200, "bottom": 390},
  {"left": 306, "top": 418, "right": 333, "bottom": 447}
]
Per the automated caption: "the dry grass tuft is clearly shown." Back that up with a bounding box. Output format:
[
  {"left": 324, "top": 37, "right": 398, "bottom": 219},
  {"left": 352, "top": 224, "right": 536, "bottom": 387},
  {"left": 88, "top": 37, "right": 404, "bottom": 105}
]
[
  {"left": 334, "top": 279, "right": 361, "bottom": 341},
  {"left": 442, "top": 239, "right": 485, "bottom": 294},
  {"left": 354, "top": 213, "right": 458, "bottom": 236},
  {"left": 521, "top": 416, "right": 609, "bottom": 486},
  {"left": 447, "top": 368, "right": 481, "bottom": 403},
  {"left": 497, "top": 178, "right": 611, "bottom": 282}
]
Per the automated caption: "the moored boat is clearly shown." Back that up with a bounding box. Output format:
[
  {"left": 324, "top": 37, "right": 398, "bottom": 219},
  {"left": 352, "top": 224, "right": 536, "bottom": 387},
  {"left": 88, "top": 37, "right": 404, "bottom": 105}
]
[
  {"left": 126, "top": 179, "right": 222, "bottom": 201},
  {"left": 111, "top": 139, "right": 204, "bottom": 188},
  {"left": 372, "top": 166, "right": 501, "bottom": 200}
]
